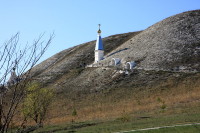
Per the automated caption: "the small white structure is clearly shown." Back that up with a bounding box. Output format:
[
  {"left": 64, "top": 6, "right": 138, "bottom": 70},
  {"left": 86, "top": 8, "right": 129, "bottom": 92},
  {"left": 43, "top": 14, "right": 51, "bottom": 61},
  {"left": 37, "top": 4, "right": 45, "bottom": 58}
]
[
  {"left": 94, "top": 24, "right": 104, "bottom": 63},
  {"left": 7, "top": 67, "right": 19, "bottom": 86},
  {"left": 126, "top": 61, "right": 136, "bottom": 70},
  {"left": 111, "top": 58, "right": 121, "bottom": 66}
]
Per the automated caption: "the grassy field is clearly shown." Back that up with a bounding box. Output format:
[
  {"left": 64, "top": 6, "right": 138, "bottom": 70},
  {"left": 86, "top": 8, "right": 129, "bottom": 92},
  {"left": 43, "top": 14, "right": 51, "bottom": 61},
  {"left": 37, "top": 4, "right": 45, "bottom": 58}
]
[
  {"left": 44, "top": 71, "right": 200, "bottom": 124},
  {"left": 29, "top": 112, "right": 200, "bottom": 133},
  {"left": 128, "top": 126, "right": 200, "bottom": 133},
  {"left": 128, "top": 124, "right": 200, "bottom": 133},
  {"left": 11, "top": 72, "right": 200, "bottom": 132}
]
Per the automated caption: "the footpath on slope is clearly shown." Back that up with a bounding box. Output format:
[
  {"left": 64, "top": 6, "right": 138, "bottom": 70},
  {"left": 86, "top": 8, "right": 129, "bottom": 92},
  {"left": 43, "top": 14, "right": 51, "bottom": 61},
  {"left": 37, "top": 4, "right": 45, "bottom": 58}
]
[{"left": 114, "top": 123, "right": 200, "bottom": 133}]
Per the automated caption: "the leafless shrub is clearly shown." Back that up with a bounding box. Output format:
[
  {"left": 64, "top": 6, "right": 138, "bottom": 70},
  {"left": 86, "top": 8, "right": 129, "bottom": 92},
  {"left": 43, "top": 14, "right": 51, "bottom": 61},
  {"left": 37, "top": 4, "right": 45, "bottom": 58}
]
[{"left": 0, "top": 32, "right": 54, "bottom": 132}]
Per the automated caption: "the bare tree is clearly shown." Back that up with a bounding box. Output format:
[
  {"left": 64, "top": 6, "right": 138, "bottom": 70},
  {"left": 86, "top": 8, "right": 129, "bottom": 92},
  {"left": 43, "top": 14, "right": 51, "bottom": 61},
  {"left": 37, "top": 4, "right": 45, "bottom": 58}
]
[{"left": 0, "top": 32, "right": 54, "bottom": 133}]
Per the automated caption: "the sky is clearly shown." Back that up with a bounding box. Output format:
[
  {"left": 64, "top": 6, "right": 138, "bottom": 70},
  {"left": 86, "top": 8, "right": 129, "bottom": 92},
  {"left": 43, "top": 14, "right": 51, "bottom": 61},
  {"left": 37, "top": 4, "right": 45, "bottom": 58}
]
[{"left": 0, "top": 0, "right": 199, "bottom": 63}]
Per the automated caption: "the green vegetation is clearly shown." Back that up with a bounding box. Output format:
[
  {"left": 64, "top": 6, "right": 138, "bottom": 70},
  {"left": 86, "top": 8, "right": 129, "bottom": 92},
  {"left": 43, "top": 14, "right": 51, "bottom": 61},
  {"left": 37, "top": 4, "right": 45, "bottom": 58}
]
[
  {"left": 157, "top": 97, "right": 167, "bottom": 112},
  {"left": 72, "top": 108, "right": 77, "bottom": 117},
  {"left": 31, "top": 112, "right": 200, "bottom": 133},
  {"left": 22, "top": 83, "right": 54, "bottom": 126},
  {"left": 116, "top": 111, "right": 131, "bottom": 122},
  {"left": 129, "top": 125, "right": 200, "bottom": 133}
]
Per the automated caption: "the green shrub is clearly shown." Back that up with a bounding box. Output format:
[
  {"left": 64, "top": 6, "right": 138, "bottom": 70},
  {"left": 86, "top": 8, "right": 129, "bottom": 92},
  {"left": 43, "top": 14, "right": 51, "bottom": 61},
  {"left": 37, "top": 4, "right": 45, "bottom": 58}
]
[
  {"left": 22, "top": 83, "right": 54, "bottom": 125},
  {"left": 116, "top": 113, "right": 131, "bottom": 122}
]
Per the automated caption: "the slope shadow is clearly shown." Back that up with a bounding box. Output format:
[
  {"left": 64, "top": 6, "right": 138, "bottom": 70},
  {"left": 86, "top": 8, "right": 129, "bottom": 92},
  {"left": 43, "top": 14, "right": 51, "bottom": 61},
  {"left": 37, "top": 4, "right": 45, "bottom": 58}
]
[{"left": 106, "top": 48, "right": 129, "bottom": 57}]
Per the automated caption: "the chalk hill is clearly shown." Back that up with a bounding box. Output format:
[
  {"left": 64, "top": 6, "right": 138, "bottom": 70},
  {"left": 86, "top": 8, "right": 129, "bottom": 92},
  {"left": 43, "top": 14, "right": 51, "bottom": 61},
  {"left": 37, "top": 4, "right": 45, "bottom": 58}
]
[
  {"left": 31, "top": 31, "right": 139, "bottom": 85},
  {"left": 31, "top": 10, "right": 200, "bottom": 89},
  {"left": 30, "top": 10, "right": 200, "bottom": 124},
  {"left": 103, "top": 10, "right": 200, "bottom": 71}
]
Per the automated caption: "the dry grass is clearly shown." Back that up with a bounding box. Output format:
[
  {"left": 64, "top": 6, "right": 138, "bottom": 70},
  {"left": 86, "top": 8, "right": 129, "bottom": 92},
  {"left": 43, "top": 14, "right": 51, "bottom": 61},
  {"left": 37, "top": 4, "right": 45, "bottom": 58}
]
[
  {"left": 46, "top": 78, "right": 200, "bottom": 125},
  {"left": 12, "top": 72, "right": 200, "bottom": 128}
]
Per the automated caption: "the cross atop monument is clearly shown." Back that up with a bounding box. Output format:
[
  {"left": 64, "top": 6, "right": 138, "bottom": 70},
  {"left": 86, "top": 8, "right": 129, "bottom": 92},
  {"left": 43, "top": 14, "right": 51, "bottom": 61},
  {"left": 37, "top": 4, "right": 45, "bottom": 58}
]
[{"left": 98, "top": 24, "right": 101, "bottom": 34}]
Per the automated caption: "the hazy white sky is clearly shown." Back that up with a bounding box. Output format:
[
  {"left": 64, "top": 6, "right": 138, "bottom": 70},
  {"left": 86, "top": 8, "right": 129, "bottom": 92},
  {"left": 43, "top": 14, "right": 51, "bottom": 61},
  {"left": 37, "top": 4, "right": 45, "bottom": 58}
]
[{"left": 0, "top": 0, "right": 199, "bottom": 63}]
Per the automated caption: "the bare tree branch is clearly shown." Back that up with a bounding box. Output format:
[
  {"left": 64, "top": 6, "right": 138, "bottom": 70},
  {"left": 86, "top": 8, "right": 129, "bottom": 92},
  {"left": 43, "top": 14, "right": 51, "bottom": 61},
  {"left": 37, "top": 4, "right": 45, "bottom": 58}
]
[{"left": 0, "top": 32, "right": 54, "bottom": 133}]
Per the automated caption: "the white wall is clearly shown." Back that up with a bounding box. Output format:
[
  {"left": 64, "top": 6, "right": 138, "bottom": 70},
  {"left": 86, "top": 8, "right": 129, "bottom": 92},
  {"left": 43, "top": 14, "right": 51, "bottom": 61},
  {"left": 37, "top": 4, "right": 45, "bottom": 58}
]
[{"left": 95, "top": 50, "right": 104, "bottom": 62}]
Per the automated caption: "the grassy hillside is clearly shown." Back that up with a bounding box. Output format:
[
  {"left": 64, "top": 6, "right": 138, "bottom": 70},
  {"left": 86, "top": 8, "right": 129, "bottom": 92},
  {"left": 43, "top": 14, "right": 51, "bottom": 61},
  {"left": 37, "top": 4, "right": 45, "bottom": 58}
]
[
  {"left": 16, "top": 10, "right": 200, "bottom": 132},
  {"left": 45, "top": 71, "right": 200, "bottom": 124},
  {"left": 32, "top": 113, "right": 200, "bottom": 133}
]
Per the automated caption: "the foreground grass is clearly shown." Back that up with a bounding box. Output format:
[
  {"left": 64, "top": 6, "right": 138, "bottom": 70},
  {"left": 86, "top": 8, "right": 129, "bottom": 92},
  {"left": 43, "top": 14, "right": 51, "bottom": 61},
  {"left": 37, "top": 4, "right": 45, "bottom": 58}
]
[
  {"left": 11, "top": 72, "right": 200, "bottom": 132},
  {"left": 31, "top": 112, "right": 200, "bottom": 133},
  {"left": 129, "top": 125, "right": 200, "bottom": 133}
]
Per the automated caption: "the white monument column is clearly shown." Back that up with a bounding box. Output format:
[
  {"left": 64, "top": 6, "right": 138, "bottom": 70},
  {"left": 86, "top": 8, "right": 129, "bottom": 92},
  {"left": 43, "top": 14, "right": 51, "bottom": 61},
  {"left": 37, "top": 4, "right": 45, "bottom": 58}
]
[{"left": 94, "top": 24, "right": 104, "bottom": 63}]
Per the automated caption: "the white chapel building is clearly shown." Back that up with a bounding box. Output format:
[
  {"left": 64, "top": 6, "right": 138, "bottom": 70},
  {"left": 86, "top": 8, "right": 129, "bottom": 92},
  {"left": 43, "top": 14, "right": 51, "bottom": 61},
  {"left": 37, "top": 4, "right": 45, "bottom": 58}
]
[{"left": 94, "top": 24, "right": 104, "bottom": 63}]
